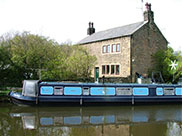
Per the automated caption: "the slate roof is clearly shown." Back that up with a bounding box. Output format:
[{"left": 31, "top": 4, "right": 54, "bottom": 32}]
[{"left": 79, "top": 21, "right": 147, "bottom": 44}]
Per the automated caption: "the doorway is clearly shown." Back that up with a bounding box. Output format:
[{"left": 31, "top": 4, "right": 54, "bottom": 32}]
[{"left": 95, "top": 67, "right": 99, "bottom": 82}]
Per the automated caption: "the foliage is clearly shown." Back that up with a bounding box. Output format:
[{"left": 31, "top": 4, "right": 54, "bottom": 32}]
[
  {"left": 175, "top": 51, "right": 182, "bottom": 80},
  {"left": 42, "top": 45, "right": 97, "bottom": 81},
  {"left": 0, "top": 32, "right": 96, "bottom": 87},
  {"left": 152, "top": 46, "right": 182, "bottom": 83}
]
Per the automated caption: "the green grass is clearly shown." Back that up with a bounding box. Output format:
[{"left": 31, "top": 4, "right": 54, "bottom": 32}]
[
  {"left": 0, "top": 88, "right": 21, "bottom": 102},
  {"left": 0, "top": 90, "right": 10, "bottom": 96},
  {"left": 0, "top": 90, "right": 10, "bottom": 102}
]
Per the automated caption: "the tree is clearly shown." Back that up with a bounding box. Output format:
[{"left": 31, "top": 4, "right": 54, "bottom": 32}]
[
  {"left": 0, "top": 32, "right": 97, "bottom": 86},
  {"left": 0, "top": 35, "right": 16, "bottom": 86},
  {"left": 66, "top": 45, "right": 97, "bottom": 81},
  {"left": 13, "top": 32, "right": 60, "bottom": 77},
  {"left": 152, "top": 46, "right": 182, "bottom": 83},
  {"left": 42, "top": 45, "right": 97, "bottom": 81},
  {"left": 0, "top": 32, "right": 60, "bottom": 86},
  {"left": 175, "top": 51, "right": 182, "bottom": 81}
]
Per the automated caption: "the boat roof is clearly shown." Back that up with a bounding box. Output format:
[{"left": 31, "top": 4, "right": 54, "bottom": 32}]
[{"left": 39, "top": 82, "right": 182, "bottom": 87}]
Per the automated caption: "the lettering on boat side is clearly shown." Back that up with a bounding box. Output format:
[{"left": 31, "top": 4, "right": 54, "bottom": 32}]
[
  {"left": 54, "top": 86, "right": 63, "bottom": 95},
  {"left": 40, "top": 86, "right": 54, "bottom": 95},
  {"left": 82, "top": 87, "right": 90, "bottom": 95},
  {"left": 116, "top": 88, "right": 132, "bottom": 95},
  {"left": 164, "top": 88, "right": 175, "bottom": 95},
  {"left": 90, "top": 87, "right": 115, "bottom": 95}
]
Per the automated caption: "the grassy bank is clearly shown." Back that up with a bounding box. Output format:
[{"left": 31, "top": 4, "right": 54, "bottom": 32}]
[
  {"left": 0, "top": 90, "right": 10, "bottom": 96},
  {"left": 0, "top": 88, "right": 11, "bottom": 102},
  {"left": 0, "top": 87, "right": 21, "bottom": 102},
  {"left": 0, "top": 91, "right": 10, "bottom": 102}
]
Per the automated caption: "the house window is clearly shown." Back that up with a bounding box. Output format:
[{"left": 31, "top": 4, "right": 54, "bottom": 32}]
[
  {"left": 102, "top": 65, "right": 120, "bottom": 75},
  {"left": 112, "top": 44, "right": 116, "bottom": 52},
  {"left": 116, "top": 43, "right": 120, "bottom": 52},
  {"left": 103, "top": 43, "right": 120, "bottom": 54},
  {"left": 102, "top": 65, "right": 105, "bottom": 74},
  {"left": 107, "top": 45, "right": 110, "bottom": 53},
  {"left": 102, "top": 65, "right": 109, "bottom": 74},
  {"left": 111, "top": 65, "right": 115, "bottom": 74},
  {"left": 106, "top": 65, "right": 110, "bottom": 74},
  {"left": 103, "top": 46, "right": 106, "bottom": 53},
  {"left": 116, "top": 65, "right": 120, "bottom": 75}
]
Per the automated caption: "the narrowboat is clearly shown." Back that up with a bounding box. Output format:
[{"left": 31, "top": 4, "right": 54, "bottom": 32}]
[{"left": 9, "top": 80, "right": 182, "bottom": 106}]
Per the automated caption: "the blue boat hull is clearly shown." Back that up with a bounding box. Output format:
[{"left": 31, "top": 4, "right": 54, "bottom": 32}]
[
  {"left": 9, "top": 91, "right": 182, "bottom": 106},
  {"left": 9, "top": 80, "right": 182, "bottom": 106}
]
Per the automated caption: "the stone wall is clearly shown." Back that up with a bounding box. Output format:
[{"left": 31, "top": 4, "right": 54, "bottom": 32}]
[
  {"left": 81, "top": 36, "right": 131, "bottom": 78},
  {"left": 80, "top": 22, "right": 167, "bottom": 83},
  {"left": 98, "top": 76, "right": 132, "bottom": 83},
  {"left": 131, "top": 22, "right": 167, "bottom": 82}
]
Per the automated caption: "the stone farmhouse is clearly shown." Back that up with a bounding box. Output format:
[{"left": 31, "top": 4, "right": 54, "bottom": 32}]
[{"left": 79, "top": 3, "right": 167, "bottom": 83}]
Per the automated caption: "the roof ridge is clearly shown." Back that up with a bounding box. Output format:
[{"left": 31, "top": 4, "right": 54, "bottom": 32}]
[
  {"left": 79, "top": 21, "right": 147, "bottom": 44},
  {"left": 101, "top": 21, "right": 145, "bottom": 32}
]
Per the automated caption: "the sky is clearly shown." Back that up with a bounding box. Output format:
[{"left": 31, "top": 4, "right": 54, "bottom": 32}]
[{"left": 0, "top": 0, "right": 181, "bottom": 51}]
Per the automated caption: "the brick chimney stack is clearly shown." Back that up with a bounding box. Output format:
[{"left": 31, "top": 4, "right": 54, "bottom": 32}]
[
  {"left": 87, "top": 22, "right": 95, "bottom": 35},
  {"left": 144, "top": 3, "right": 154, "bottom": 22}
]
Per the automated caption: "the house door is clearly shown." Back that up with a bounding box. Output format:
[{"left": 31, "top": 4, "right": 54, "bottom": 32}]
[{"left": 95, "top": 67, "right": 99, "bottom": 82}]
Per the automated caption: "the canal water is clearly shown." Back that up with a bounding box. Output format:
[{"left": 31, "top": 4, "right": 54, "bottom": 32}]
[{"left": 0, "top": 103, "right": 182, "bottom": 136}]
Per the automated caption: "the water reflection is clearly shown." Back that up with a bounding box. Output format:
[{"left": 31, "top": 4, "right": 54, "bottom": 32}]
[{"left": 0, "top": 104, "right": 182, "bottom": 136}]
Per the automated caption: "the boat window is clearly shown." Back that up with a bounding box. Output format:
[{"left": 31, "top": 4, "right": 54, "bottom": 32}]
[
  {"left": 164, "top": 88, "right": 174, "bottom": 95},
  {"left": 156, "top": 88, "right": 163, "bottom": 95},
  {"left": 176, "top": 88, "right": 182, "bottom": 95},
  {"left": 64, "top": 87, "right": 82, "bottom": 95},
  {"left": 90, "top": 87, "right": 115, "bottom": 95},
  {"left": 116, "top": 88, "right": 132, "bottom": 95},
  {"left": 40, "top": 86, "right": 54, "bottom": 95},
  {"left": 133, "top": 88, "right": 149, "bottom": 95},
  {"left": 54, "top": 86, "right": 63, "bottom": 95},
  {"left": 82, "top": 87, "right": 90, "bottom": 95}
]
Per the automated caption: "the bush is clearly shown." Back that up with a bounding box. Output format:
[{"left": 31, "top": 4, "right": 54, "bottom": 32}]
[
  {"left": 151, "top": 46, "right": 182, "bottom": 83},
  {"left": 0, "top": 32, "right": 97, "bottom": 87}
]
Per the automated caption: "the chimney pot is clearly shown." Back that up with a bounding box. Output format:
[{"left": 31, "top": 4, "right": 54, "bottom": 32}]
[
  {"left": 87, "top": 22, "right": 95, "bottom": 35},
  {"left": 144, "top": 3, "right": 154, "bottom": 22}
]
